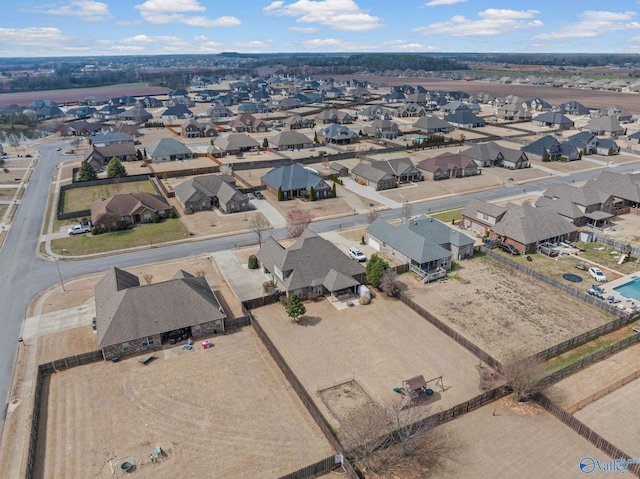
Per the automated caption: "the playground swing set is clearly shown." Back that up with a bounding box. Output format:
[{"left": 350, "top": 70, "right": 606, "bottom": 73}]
[{"left": 394, "top": 374, "right": 446, "bottom": 410}]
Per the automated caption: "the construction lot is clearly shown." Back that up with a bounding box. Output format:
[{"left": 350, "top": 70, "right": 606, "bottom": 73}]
[{"left": 33, "top": 327, "right": 334, "bottom": 479}]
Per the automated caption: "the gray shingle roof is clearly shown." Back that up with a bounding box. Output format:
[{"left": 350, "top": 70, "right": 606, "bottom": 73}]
[
  {"left": 256, "top": 230, "right": 364, "bottom": 293},
  {"left": 148, "top": 138, "right": 192, "bottom": 157},
  {"left": 261, "top": 163, "right": 330, "bottom": 192},
  {"left": 490, "top": 203, "right": 578, "bottom": 244},
  {"left": 96, "top": 268, "right": 226, "bottom": 347},
  {"left": 214, "top": 133, "right": 260, "bottom": 151},
  {"left": 174, "top": 175, "right": 247, "bottom": 206}
]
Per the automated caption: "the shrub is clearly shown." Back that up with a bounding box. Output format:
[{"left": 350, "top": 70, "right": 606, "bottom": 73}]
[{"left": 248, "top": 255, "right": 259, "bottom": 269}]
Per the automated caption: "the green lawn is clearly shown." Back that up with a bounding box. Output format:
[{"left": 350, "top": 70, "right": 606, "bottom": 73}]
[
  {"left": 62, "top": 180, "right": 156, "bottom": 212},
  {"left": 429, "top": 207, "right": 462, "bottom": 224},
  {"left": 50, "top": 218, "right": 189, "bottom": 256}
]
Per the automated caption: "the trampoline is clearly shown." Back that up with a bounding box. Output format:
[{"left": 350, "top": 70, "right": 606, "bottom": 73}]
[{"left": 562, "top": 273, "right": 583, "bottom": 283}]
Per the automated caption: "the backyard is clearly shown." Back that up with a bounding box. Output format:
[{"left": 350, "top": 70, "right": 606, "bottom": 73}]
[{"left": 62, "top": 179, "right": 156, "bottom": 212}]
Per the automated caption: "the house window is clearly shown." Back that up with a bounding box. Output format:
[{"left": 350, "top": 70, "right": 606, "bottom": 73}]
[
  {"left": 294, "top": 289, "right": 304, "bottom": 299},
  {"left": 193, "top": 325, "right": 201, "bottom": 335},
  {"left": 142, "top": 336, "right": 154, "bottom": 346},
  {"left": 122, "top": 342, "right": 130, "bottom": 352},
  {"left": 482, "top": 213, "right": 489, "bottom": 220}
]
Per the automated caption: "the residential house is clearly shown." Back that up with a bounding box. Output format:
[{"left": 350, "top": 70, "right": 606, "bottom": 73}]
[
  {"left": 210, "top": 134, "right": 260, "bottom": 157},
  {"left": 229, "top": 113, "right": 268, "bottom": 133},
  {"left": 366, "top": 217, "right": 475, "bottom": 274},
  {"left": 94, "top": 105, "right": 124, "bottom": 121},
  {"left": 119, "top": 106, "right": 152, "bottom": 123},
  {"left": 208, "top": 103, "right": 233, "bottom": 121},
  {"left": 238, "top": 103, "right": 271, "bottom": 114},
  {"left": 535, "top": 183, "right": 614, "bottom": 227},
  {"left": 394, "top": 104, "right": 428, "bottom": 118},
  {"left": 329, "top": 162, "right": 349, "bottom": 177},
  {"left": 522, "top": 135, "right": 579, "bottom": 161},
  {"left": 61, "top": 120, "right": 103, "bottom": 137},
  {"left": 181, "top": 119, "right": 218, "bottom": 138},
  {"left": 363, "top": 119, "right": 401, "bottom": 139},
  {"left": 269, "top": 131, "right": 314, "bottom": 150},
  {"left": 91, "top": 131, "right": 133, "bottom": 147},
  {"left": 555, "top": 101, "right": 590, "bottom": 116},
  {"left": 566, "top": 132, "right": 619, "bottom": 156},
  {"left": 464, "top": 142, "right": 530, "bottom": 169},
  {"left": 498, "top": 103, "right": 532, "bottom": 121},
  {"left": 441, "top": 101, "right": 480, "bottom": 114},
  {"left": 350, "top": 162, "right": 396, "bottom": 190},
  {"left": 282, "top": 115, "right": 315, "bottom": 130},
  {"left": 413, "top": 115, "right": 454, "bottom": 134},
  {"left": 174, "top": 175, "right": 250, "bottom": 214},
  {"left": 65, "top": 106, "right": 97, "bottom": 120},
  {"left": 584, "top": 116, "right": 624, "bottom": 137},
  {"left": 586, "top": 171, "right": 640, "bottom": 207},
  {"left": 84, "top": 143, "right": 136, "bottom": 169},
  {"left": 416, "top": 152, "right": 480, "bottom": 180},
  {"left": 277, "top": 98, "right": 303, "bottom": 110},
  {"left": 261, "top": 163, "right": 332, "bottom": 200},
  {"left": 256, "top": 229, "right": 365, "bottom": 300},
  {"left": 26, "top": 100, "right": 64, "bottom": 120},
  {"left": 315, "top": 109, "right": 352, "bottom": 124},
  {"left": 533, "top": 111, "right": 574, "bottom": 130},
  {"left": 147, "top": 138, "right": 193, "bottom": 163},
  {"left": 160, "top": 104, "right": 193, "bottom": 120},
  {"left": 91, "top": 192, "right": 172, "bottom": 231},
  {"left": 317, "top": 124, "right": 359, "bottom": 144},
  {"left": 95, "top": 268, "right": 226, "bottom": 360},
  {"left": 444, "top": 110, "right": 486, "bottom": 128},
  {"left": 358, "top": 105, "right": 394, "bottom": 121},
  {"left": 463, "top": 200, "right": 578, "bottom": 253},
  {"left": 372, "top": 157, "right": 422, "bottom": 183}
]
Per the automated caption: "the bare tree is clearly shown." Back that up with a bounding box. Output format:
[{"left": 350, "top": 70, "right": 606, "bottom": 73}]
[
  {"left": 502, "top": 351, "right": 546, "bottom": 402},
  {"left": 367, "top": 208, "right": 379, "bottom": 224},
  {"left": 8, "top": 134, "right": 19, "bottom": 150},
  {"left": 379, "top": 269, "right": 405, "bottom": 297},
  {"left": 285, "top": 208, "right": 312, "bottom": 238},
  {"left": 322, "top": 155, "right": 330, "bottom": 170},
  {"left": 342, "top": 399, "right": 445, "bottom": 474},
  {"left": 249, "top": 214, "right": 270, "bottom": 247},
  {"left": 219, "top": 164, "right": 233, "bottom": 175},
  {"left": 400, "top": 202, "right": 413, "bottom": 222},
  {"left": 141, "top": 273, "right": 153, "bottom": 285}
]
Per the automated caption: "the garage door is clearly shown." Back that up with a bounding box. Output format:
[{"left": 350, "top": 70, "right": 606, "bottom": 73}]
[{"left": 368, "top": 237, "right": 380, "bottom": 251}]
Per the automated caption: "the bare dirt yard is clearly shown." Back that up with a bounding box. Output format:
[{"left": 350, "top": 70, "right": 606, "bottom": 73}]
[
  {"left": 404, "top": 256, "right": 614, "bottom": 361},
  {"left": 253, "top": 294, "right": 486, "bottom": 433},
  {"left": 33, "top": 327, "right": 334, "bottom": 479}
]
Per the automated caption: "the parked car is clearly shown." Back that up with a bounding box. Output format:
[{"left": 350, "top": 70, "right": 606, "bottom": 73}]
[
  {"left": 254, "top": 191, "right": 265, "bottom": 199},
  {"left": 246, "top": 192, "right": 255, "bottom": 200},
  {"left": 589, "top": 267, "right": 607, "bottom": 282},
  {"left": 498, "top": 242, "right": 519, "bottom": 255},
  {"left": 348, "top": 247, "right": 366, "bottom": 262},
  {"left": 68, "top": 224, "right": 91, "bottom": 235}
]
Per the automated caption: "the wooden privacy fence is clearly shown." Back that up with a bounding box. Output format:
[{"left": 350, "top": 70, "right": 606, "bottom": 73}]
[
  {"left": 398, "top": 293, "right": 502, "bottom": 370},
  {"left": 535, "top": 394, "right": 640, "bottom": 478},
  {"left": 564, "top": 368, "right": 640, "bottom": 414},
  {"left": 592, "top": 233, "right": 640, "bottom": 256},
  {"left": 481, "top": 246, "right": 630, "bottom": 319},
  {"left": 25, "top": 350, "right": 104, "bottom": 479},
  {"left": 278, "top": 455, "right": 345, "bottom": 479},
  {"left": 250, "top": 316, "right": 359, "bottom": 479}
]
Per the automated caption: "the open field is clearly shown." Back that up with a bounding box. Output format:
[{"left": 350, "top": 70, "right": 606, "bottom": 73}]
[
  {"left": 34, "top": 327, "right": 334, "bottom": 479},
  {"left": 62, "top": 179, "right": 156, "bottom": 212},
  {"left": 405, "top": 255, "right": 614, "bottom": 361},
  {"left": 253, "top": 294, "right": 486, "bottom": 432},
  {"left": 0, "top": 83, "right": 169, "bottom": 106},
  {"left": 336, "top": 75, "right": 640, "bottom": 112},
  {"left": 175, "top": 208, "right": 269, "bottom": 237}
]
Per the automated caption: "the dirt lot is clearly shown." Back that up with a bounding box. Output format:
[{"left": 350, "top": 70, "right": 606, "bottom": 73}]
[
  {"left": 253, "top": 294, "right": 485, "bottom": 432},
  {"left": 405, "top": 256, "right": 614, "bottom": 361},
  {"left": 34, "top": 328, "right": 334, "bottom": 479}
]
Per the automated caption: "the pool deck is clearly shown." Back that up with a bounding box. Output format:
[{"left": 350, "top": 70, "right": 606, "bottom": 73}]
[{"left": 593, "top": 271, "right": 640, "bottom": 313}]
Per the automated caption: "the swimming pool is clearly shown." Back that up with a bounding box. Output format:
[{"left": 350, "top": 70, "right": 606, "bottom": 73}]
[
  {"left": 413, "top": 137, "right": 427, "bottom": 142},
  {"left": 613, "top": 277, "right": 640, "bottom": 302}
]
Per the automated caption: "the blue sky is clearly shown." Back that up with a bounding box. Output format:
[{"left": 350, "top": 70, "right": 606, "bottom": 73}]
[{"left": 2, "top": 0, "right": 640, "bottom": 57}]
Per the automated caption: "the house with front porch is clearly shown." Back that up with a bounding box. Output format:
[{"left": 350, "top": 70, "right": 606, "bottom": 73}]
[
  {"left": 535, "top": 183, "right": 614, "bottom": 227},
  {"left": 464, "top": 142, "right": 530, "bottom": 169},
  {"left": 95, "top": 268, "right": 227, "bottom": 360},
  {"left": 460, "top": 198, "right": 507, "bottom": 237},
  {"left": 317, "top": 124, "right": 359, "bottom": 144},
  {"left": 147, "top": 138, "right": 193, "bottom": 163},
  {"left": 416, "top": 152, "right": 480, "bottom": 180},
  {"left": 256, "top": 229, "right": 365, "bottom": 301},
  {"left": 174, "top": 174, "right": 250, "bottom": 214},
  {"left": 413, "top": 115, "right": 454, "bottom": 135},
  {"left": 366, "top": 217, "right": 475, "bottom": 274},
  {"left": 90, "top": 192, "right": 172, "bottom": 232},
  {"left": 261, "top": 163, "right": 332, "bottom": 200},
  {"left": 84, "top": 143, "right": 137, "bottom": 169}
]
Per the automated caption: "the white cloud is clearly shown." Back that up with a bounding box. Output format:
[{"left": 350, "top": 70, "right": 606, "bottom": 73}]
[
  {"left": 264, "top": 0, "right": 383, "bottom": 31},
  {"left": 424, "top": 0, "right": 466, "bottom": 6},
  {"left": 414, "top": 9, "right": 542, "bottom": 37},
  {"left": 0, "top": 26, "right": 91, "bottom": 55},
  {"left": 29, "top": 1, "right": 112, "bottom": 21},
  {"left": 299, "top": 38, "right": 439, "bottom": 52},
  {"left": 289, "top": 26, "right": 319, "bottom": 33},
  {"left": 533, "top": 10, "right": 640, "bottom": 41},
  {"left": 135, "top": 0, "right": 240, "bottom": 26}
]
